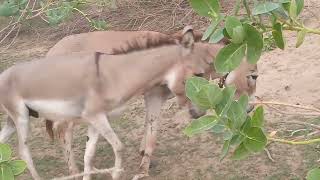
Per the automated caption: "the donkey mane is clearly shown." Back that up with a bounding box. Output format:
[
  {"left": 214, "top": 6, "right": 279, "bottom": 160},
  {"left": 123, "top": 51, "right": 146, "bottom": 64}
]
[
  {"left": 111, "top": 34, "right": 178, "bottom": 55},
  {"left": 111, "top": 30, "right": 230, "bottom": 55}
]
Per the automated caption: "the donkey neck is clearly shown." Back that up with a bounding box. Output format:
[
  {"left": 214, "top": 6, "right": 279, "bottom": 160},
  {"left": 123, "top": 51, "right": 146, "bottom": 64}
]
[{"left": 99, "top": 45, "right": 183, "bottom": 103}]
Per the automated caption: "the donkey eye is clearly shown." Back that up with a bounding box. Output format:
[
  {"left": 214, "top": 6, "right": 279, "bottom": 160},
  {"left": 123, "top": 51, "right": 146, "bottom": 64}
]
[
  {"left": 247, "top": 74, "right": 259, "bottom": 80},
  {"left": 194, "top": 73, "right": 204, "bottom": 77}
]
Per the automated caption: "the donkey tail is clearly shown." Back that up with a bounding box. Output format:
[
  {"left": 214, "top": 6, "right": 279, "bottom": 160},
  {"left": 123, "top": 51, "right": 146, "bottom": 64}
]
[{"left": 45, "top": 120, "right": 55, "bottom": 141}]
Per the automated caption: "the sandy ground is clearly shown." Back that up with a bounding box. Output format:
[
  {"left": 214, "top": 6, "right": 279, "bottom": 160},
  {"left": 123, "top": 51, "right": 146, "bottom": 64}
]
[{"left": 1, "top": 1, "right": 320, "bottom": 180}]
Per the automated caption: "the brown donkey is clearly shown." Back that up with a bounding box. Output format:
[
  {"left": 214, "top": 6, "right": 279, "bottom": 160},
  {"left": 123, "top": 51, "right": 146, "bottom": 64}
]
[
  {"left": 45, "top": 28, "right": 257, "bottom": 179},
  {"left": 0, "top": 27, "right": 227, "bottom": 179}
]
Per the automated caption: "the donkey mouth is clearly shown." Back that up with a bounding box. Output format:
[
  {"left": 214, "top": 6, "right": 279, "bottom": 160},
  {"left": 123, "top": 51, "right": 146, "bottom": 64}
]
[
  {"left": 246, "top": 104, "right": 255, "bottom": 113},
  {"left": 189, "top": 108, "right": 206, "bottom": 119}
]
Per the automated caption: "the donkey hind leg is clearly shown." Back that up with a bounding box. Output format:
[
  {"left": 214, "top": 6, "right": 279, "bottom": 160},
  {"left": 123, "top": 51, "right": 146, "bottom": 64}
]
[
  {"left": 13, "top": 103, "right": 41, "bottom": 180},
  {"left": 0, "top": 115, "right": 16, "bottom": 143},
  {"left": 58, "top": 122, "right": 80, "bottom": 178},
  {"left": 83, "top": 126, "right": 99, "bottom": 180},
  {"left": 86, "top": 114, "right": 123, "bottom": 180}
]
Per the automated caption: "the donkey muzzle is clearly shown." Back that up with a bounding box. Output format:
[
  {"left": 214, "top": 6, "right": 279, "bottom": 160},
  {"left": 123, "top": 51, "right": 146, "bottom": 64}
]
[{"left": 188, "top": 104, "right": 206, "bottom": 119}]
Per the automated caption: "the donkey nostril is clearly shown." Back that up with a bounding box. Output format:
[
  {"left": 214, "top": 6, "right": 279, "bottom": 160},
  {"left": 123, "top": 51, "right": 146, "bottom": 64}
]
[{"left": 251, "top": 75, "right": 258, "bottom": 80}]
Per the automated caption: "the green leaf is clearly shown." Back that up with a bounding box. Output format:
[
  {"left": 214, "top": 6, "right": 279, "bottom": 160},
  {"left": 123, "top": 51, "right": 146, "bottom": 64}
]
[
  {"left": 238, "top": 95, "right": 249, "bottom": 109},
  {"left": 215, "top": 86, "right": 236, "bottom": 115},
  {"left": 225, "top": 16, "right": 245, "bottom": 44},
  {"left": 296, "top": 29, "right": 307, "bottom": 48},
  {"left": 223, "top": 28, "right": 231, "bottom": 39},
  {"left": 0, "top": 163, "right": 14, "bottom": 180},
  {"left": 227, "top": 101, "right": 247, "bottom": 129},
  {"left": 0, "top": 144, "right": 11, "bottom": 163},
  {"left": 91, "top": 20, "right": 108, "bottom": 30},
  {"left": 251, "top": 106, "right": 264, "bottom": 128},
  {"left": 209, "top": 28, "right": 224, "bottom": 43},
  {"left": 307, "top": 167, "right": 320, "bottom": 180},
  {"left": 232, "top": 26, "right": 245, "bottom": 44},
  {"left": 183, "top": 115, "right": 218, "bottom": 137},
  {"left": 189, "top": 0, "right": 220, "bottom": 17},
  {"left": 9, "top": 160, "right": 26, "bottom": 176},
  {"left": 214, "top": 43, "right": 246, "bottom": 73},
  {"left": 211, "top": 123, "right": 225, "bottom": 134},
  {"left": 223, "top": 130, "right": 233, "bottom": 140},
  {"left": 230, "top": 134, "right": 245, "bottom": 146},
  {"left": 202, "top": 16, "right": 224, "bottom": 41},
  {"left": 296, "top": 0, "right": 304, "bottom": 15},
  {"left": 196, "top": 84, "right": 223, "bottom": 109},
  {"left": 244, "top": 24, "right": 263, "bottom": 64},
  {"left": 0, "top": 0, "right": 19, "bottom": 17},
  {"left": 243, "top": 127, "right": 267, "bottom": 152},
  {"left": 232, "top": 143, "right": 250, "bottom": 160},
  {"left": 46, "top": 2, "right": 74, "bottom": 25},
  {"left": 279, "top": 0, "right": 291, "bottom": 3},
  {"left": 272, "top": 23, "right": 285, "bottom": 50},
  {"left": 253, "top": 2, "right": 280, "bottom": 15},
  {"left": 241, "top": 116, "right": 252, "bottom": 133},
  {"left": 186, "top": 76, "right": 209, "bottom": 102},
  {"left": 220, "top": 140, "right": 230, "bottom": 161},
  {"left": 289, "top": 0, "right": 297, "bottom": 19}
]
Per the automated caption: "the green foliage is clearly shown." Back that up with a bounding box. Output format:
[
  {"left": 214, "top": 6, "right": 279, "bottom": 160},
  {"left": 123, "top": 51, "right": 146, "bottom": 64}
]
[
  {"left": 307, "top": 167, "right": 320, "bottom": 180},
  {"left": 184, "top": 77, "right": 267, "bottom": 160},
  {"left": 214, "top": 43, "right": 246, "bottom": 73},
  {"left": 225, "top": 16, "right": 245, "bottom": 44},
  {"left": 296, "top": 29, "right": 307, "bottom": 48},
  {"left": 272, "top": 23, "right": 285, "bottom": 50},
  {"left": 0, "top": 0, "right": 108, "bottom": 30},
  {"left": 91, "top": 20, "right": 108, "bottom": 30},
  {"left": 0, "top": 144, "right": 26, "bottom": 180},
  {"left": 46, "top": 2, "right": 74, "bottom": 25},
  {"left": 252, "top": 2, "right": 280, "bottom": 15},
  {"left": 185, "top": 1, "right": 320, "bottom": 177},
  {"left": 183, "top": 115, "right": 218, "bottom": 136},
  {"left": 188, "top": 0, "right": 220, "bottom": 17},
  {"left": 244, "top": 24, "right": 263, "bottom": 64}
]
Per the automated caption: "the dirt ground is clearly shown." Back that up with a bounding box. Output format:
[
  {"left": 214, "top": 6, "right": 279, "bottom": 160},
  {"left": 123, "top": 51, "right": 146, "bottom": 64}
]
[{"left": 1, "top": 0, "right": 320, "bottom": 180}]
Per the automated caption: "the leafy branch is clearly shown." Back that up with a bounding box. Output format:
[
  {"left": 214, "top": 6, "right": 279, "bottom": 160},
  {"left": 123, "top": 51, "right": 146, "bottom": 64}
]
[
  {"left": 185, "top": 0, "right": 320, "bottom": 179},
  {"left": 0, "top": 143, "right": 27, "bottom": 179}
]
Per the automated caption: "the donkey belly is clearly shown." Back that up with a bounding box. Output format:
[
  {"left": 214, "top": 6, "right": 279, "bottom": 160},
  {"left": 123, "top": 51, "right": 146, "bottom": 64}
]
[{"left": 25, "top": 99, "right": 84, "bottom": 121}]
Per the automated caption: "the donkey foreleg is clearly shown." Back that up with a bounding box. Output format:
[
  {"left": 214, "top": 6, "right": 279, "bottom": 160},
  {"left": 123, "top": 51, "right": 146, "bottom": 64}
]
[
  {"left": 85, "top": 113, "right": 123, "bottom": 180},
  {"left": 0, "top": 115, "right": 16, "bottom": 142},
  {"left": 83, "top": 126, "right": 99, "bottom": 180},
  {"left": 138, "top": 86, "right": 171, "bottom": 177}
]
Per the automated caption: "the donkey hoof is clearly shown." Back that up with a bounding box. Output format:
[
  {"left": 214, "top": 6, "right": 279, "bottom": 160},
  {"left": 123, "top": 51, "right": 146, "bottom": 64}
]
[
  {"left": 139, "top": 149, "right": 145, "bottom": 156},
  {"left": 110, "top": 167, "right": 124, "bottom": 180},
  {"left": 132, "top": 173, "right": 149, "bottom": 180}
]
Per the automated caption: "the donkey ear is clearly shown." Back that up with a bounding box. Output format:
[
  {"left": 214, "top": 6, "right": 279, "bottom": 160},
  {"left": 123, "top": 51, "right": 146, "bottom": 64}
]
[{"left": 181, "top": 25, "right": 195, "bottom": 48}]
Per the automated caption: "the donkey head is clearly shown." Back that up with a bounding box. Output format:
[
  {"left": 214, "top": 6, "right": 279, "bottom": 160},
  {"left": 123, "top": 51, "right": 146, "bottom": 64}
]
[
  {"left": 165, "top": 26, "right": 217, "bottom": 118},
  {"left": 224, "top": 60, "right": 258, "bottom": 113},
  {"left": 165, "top": 26, "right": 259, "bottom": 118}
]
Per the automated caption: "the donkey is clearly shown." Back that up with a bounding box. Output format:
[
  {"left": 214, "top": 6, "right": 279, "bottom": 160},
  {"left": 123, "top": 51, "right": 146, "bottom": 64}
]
[
  {"left": 0, "top": 26, "right": 234, "bottom": 179},
  {"left": 44, "top": 29, "right": 257, "bottom": 179}
]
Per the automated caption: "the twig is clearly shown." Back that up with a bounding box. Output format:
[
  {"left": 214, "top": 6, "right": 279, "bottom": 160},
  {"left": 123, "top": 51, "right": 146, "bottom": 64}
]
[
  {"left": 251, "top": 101, "right": 320, "bottom": 113},
  {"left": 264, "top": 148, "right": 275, "bottom": 162},
  {"left": 278, "top": 120, "right": 320, "bottom": 130},
  {"left": 268, "top": 136, "right": 320, "bottom": 145},
  {"left": 52, "top": 167, "right": 121, "bottom": 180},
  {"left": 1, "top": 25, "right": 21, "bottom": 53},
  {"left": 266, "top": 105, "right": 320, "bottom": 116},
  {"left": 0, "top": 24, "right": 18, "bottom": 45}
]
